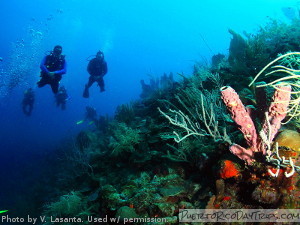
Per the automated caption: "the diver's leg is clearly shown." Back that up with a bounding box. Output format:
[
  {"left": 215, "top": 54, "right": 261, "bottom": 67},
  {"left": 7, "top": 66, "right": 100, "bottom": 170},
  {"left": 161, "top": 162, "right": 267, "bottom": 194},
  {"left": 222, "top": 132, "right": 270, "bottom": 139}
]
[
  {"left": 83, "top": 85, "right": 89, "bottom": 98},
  {"left": 51, "top": 81, "right": 59, "bottom": 94},
  {"left": 97, "top": 77, "right": 105, "bottom": 92},
  {"left": 86, "top": 76, "right": 95, "bottom": 88},
  {"left": 23, "top": 104, "right": 30, "bottom": 116},
  {"left": 37, "top": 77, "right": 48, "bottom": 88},
  {"left": 83, "top": 77, "right": 94, "bottom": 98},
  {"left": 28, "top": 104, "right": 33, "bottom": 116}
]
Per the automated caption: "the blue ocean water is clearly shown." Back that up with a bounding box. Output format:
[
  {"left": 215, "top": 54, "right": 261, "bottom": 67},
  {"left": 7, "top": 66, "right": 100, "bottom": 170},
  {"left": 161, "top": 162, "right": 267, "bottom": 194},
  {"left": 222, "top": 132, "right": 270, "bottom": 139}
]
[{"left": 0, "top": 0, "right": 297, "bottom": 218}]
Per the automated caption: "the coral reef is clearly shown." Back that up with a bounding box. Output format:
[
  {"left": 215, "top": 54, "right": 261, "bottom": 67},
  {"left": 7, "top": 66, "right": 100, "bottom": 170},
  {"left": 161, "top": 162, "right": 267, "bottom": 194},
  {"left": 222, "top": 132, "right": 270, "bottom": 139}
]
[{"left": 39, "top": 18, "right": 300, "bottom": 225}]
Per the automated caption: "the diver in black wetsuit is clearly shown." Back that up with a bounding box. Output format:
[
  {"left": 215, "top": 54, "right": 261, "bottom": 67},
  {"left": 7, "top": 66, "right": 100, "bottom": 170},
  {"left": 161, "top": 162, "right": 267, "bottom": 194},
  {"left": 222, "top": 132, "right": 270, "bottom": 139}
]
[
  {"left": 83, "top": 51, "right": 108, "bottom": 98},
  {"left": 55, "top": 86, "right": 69, "bottom": 110},
  {"left": 85, "top": 106, "right": 97, "bottom": 122}
]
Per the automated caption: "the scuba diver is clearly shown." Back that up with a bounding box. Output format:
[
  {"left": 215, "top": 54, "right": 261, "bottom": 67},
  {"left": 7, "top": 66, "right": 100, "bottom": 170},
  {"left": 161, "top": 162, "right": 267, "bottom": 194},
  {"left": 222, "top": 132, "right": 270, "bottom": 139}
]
[
  {"left": 55, "top": 86, "right": 69, "bottom": 110},
  {"left": 85, "top": 106, "right": 97, "bottom": 122},
  {"left": 37, "top": 45, "right": 67, "bottom": 94},
  {"left": 22, "top": 88, "right": 35, "bottom": 116},
  {"left": 76, "top": 106, "right": 97, "bottom": 125},
  {"left": 83, "top": 50, "right": 108, "bottom": 98}
]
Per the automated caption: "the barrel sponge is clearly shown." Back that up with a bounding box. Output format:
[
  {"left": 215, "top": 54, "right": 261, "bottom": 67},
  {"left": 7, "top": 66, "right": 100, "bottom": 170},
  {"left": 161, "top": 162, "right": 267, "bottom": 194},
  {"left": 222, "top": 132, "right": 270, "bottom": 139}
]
[{"left": 274, "top": 130, "right": 300, "bottom": 153}]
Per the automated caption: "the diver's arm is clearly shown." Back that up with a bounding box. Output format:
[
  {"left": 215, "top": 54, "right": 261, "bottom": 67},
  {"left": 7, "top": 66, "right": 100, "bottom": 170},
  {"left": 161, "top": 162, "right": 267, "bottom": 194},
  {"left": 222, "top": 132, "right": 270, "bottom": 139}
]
[
  {"left": 54, "top": 60, "right": 67, "bottom": 75},
  {"left": 40, "top": 56, "right": 50, "bottom": 73}
]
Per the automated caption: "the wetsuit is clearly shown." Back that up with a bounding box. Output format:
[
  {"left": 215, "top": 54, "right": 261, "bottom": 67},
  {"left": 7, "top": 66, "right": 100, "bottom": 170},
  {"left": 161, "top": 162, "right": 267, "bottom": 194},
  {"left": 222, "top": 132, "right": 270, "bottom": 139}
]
[
  {"left": 86, "top": 57, "right": 107, "bottom": 92},
  {"left": 37, "top": 54, "right": 67, "bottom": 94}
]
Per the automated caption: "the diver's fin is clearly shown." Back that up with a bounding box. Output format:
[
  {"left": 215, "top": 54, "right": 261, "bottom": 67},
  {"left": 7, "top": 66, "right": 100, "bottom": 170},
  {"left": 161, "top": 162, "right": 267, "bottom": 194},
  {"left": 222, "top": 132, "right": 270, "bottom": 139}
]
[
  {"left": 76, "top": 120, "right": 84, "bottom": 125},
  {"left": 88, "top": 121, "right": 95, "bottom": 125},
  {"left": 0, "top": 210, "right": 8, "bottom": 214}
]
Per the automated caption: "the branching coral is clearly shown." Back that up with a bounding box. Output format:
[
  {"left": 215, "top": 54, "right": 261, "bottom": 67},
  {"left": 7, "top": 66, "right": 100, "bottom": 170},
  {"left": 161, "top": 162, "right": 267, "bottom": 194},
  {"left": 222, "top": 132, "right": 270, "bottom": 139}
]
[
  {"left": 44, "top": 191, "right": 87, "bottom": 217},
  {"left": 114, "top": 103, "right": 136, "bottom": 125},
  {"left": 109, "top": 122, "right": 141, "bottom": 156},
  {"left": 158, "top": 88, "right": 231, "bottom": 144}
]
